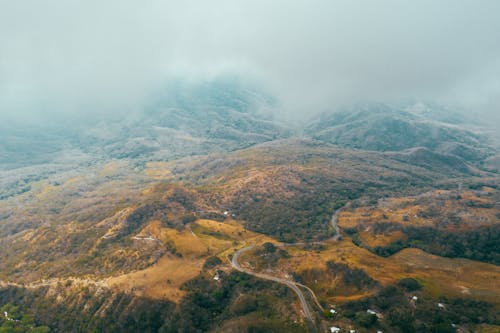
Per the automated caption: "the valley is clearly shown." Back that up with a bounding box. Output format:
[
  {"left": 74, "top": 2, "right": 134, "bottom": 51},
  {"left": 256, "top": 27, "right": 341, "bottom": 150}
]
[{"left": 0, "top": 83, "right": 499, "bottom": 333}]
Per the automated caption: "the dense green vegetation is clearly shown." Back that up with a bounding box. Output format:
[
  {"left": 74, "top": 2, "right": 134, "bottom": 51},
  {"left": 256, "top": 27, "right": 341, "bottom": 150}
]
[
  {"left": 341, "top": 282, "right": 499, "bottom": 332},
  {"left": 168, "top": 272, "right": 303, "bottom": 332},
  {"left": 233, "top": 183, "right": 351, "bottom": 242},
  {"left": 0, "top": 272, "right": 305, "bottom": 333},
  {"left": 202, "top": 256, "right": 223, "bottom": 269},
  {"left": 396, "top": 278, "right": 422, "bottom": 292},
  {"left": 232, "top": 171, "right": 432, "bottom": 243},
  {"left": 361, "top": 223, "right": 500, "bottom": 265},
  {"left": 0, "top": 286, "right": 176, "bottom": 333},
  {"left": 325, "top": 262, "right": 379, "bottom": 291},
  {"left": 230, "top": 167, "right": 400, "bottom": 242},
  {"left": 0, "top": 303, "right": 50, "bottom": 333},
  {"left": 295, "top": 261, "right": 378, "bottom": 297}
]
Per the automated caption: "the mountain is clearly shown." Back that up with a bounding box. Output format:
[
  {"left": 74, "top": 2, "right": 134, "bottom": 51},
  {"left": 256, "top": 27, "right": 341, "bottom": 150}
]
[
  {"left": 305, "top": 103, "right": 492, "bottom": 162},
  {"left": 79, "top": 79, "right": 293, "bottom": 160},
  {"left": 0, "top": 78, "right": 292, "bottom": 200},
  {"left": 0, "top": 83, "right": 499, "bottom": 333},
  {"left": 0, "top": 78, "right": 291, "bottom": 169}
]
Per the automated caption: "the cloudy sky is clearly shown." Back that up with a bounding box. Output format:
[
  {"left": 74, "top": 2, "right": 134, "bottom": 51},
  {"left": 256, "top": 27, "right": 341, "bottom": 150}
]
[{"left": 1, "top": 0, "right": 499, "bottom": 119}]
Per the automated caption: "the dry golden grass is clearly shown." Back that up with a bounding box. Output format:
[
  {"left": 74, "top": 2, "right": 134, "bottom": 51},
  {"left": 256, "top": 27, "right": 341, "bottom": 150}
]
[
  {"left": 278, "top": 239, "right": 500, "bottom": 305},
  {"left": 358, "top": 230, "right": 407, "bottom": 247},
  {"left": 475, "top": 324, "right": 500, "bottom": 332},
  {"left": 391, "top": 248, "right": 500, "bottom": 302},
  {"left": 144, "top": 162, "right": 174, "bottom": 180},
  {"left": 339, "top": 189, "right": 499, "bottom": 231},
  {"left": 135, "top": 219, "right": 249, "bottom": 257},
  {"left": 98, "top": 161, "right": 130, "bottom": 178},
  {"left": 191, "top": 219, "right": 242, "bottom": 254},
  {"left": 98, "top": 207, "right": 135, "bottom": 238},
  {"left": 162, "top": 226, "right": 210, "bottom": 257},
  {"left": 192, "top": 219, "right": 276, "bottom": 260},
  {"left": 34, "top": 183, "right": 61, "bottom": 200},
  {"left": 196, "top": 219, "right": 250, "bottom": 239},
  {"left": 107, "top": 218, "right": 275, "bottom": 301},
  {"left": 108, "top": 254, "right": 203, "bottom": 302}
]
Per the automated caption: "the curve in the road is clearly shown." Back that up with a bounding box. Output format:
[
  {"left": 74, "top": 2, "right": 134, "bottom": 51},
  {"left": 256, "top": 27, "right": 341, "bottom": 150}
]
[
  {"left": 231, "top": 246, "right": 315, "bottom": 323},
  {"left": 229, "top": 203, "right": 349, "bottom": 330}
]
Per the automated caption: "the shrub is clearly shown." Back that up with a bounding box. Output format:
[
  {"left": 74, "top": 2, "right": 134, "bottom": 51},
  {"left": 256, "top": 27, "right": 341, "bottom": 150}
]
[{"left": 397, "top": 278, "right": 422, "bottom": 291}]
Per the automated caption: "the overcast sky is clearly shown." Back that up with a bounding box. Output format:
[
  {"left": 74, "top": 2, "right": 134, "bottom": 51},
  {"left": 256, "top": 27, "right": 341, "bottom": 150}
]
[{"left": 1, "top": 0, "right": 499, "bottom": 120}]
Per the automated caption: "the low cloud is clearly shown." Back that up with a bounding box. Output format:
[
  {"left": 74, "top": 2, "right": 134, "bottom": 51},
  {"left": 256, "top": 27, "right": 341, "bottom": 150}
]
[{"left": 1, "top": 0, "right": 499, "bottom": 120}]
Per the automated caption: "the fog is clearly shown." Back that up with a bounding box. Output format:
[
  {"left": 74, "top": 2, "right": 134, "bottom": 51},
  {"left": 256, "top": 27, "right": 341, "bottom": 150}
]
[{"left": 1, "top": 0, "right": 499, "bottom": 122}]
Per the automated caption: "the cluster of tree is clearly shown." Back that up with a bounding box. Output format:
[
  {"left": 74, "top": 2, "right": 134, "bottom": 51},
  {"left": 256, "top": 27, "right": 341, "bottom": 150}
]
[
  {"left": 122, "top": 187, "right": 197, "bottom": 238},
  {"left": 295, "top": 261, "right": 377, "bottom": 298},
  {"left": 225, "top": 154, "right": 443, "bottom": 243},
  {"left": 0, "top": 271, "right": 305, "bottom": 333},
  {"left": 396, "top": 278, "right": 422, "bottom": 292},
  {"left": 325, "top": 262, "right": 379, "bottom": 291},
  {"left": 0, "top": 303, "right": 50, "bottom": 333},
  {"left": 230, "top": 172, "right": 360, "bottom": 242},
  {"left": 122, "top": 202, "right": 169, "bottom": 237},
  {"left": 371, "top": 224, "right": 500, "bottom": 265},
  {"left": 341, "top": 280, "right": 499, "bottom": 332},
  {"left": 252, "top": 243, "right": 290, "bottom": 269},
  {"left": 202, "top": 256, "right": 222, "bottom": 270},
  {"left": 0, "top": 286, "right": 176, "bottom": 333},
  {"left": 168, "top": 272, "right": 296, "bottom": 332}
]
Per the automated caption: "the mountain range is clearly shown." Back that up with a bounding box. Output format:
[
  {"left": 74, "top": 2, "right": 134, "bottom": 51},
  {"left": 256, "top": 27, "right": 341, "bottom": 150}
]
[{"left": 0, "top": 79, "right": 499, "bottom": 333}]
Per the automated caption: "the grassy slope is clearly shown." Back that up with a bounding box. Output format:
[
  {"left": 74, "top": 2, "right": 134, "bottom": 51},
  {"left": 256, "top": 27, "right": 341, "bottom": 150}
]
[{"left": 0, "top": 137, "right": 498, "bottom": 332}]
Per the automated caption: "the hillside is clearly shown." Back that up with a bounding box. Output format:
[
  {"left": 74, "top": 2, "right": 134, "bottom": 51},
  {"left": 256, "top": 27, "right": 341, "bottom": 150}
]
[
  {"left": 339, "top": 185, "right": 500, "bottom": 264},
  {"left": 0, "top": 78, "right": 290, "bottom": 170},
  {"left": 80, "top": 79, "right": 292, "bottom": 160},
  {"left": 305, "top": 103, "right": 492, "bottom": 162},
  {"left": 0, "top": 85, "right": 499, "bottom": 332}
]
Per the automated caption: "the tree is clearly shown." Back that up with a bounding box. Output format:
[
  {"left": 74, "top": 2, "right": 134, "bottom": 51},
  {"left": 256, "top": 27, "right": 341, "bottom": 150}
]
[
  {"left": 354, "top": 311, "right": 377, "bottom": 327},
  {"left": 262, "top": 242, "right": 276, "bottom": 253},
  {"left": 397, "top": 278, "right": 422, "bottom": 291},
  {"left": 385, "top": 307, "right": 415, "bottom": 332}
]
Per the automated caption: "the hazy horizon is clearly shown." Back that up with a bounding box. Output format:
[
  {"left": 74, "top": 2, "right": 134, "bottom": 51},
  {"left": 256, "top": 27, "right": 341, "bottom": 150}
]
[{"left": 1, "top": 0, "right": 500, "bottom": 123}]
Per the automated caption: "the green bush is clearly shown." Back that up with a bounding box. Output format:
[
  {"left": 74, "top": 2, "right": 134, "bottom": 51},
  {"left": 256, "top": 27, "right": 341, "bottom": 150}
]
[{"left": 397, "top": 278, "right": 422, "bottom": 291}]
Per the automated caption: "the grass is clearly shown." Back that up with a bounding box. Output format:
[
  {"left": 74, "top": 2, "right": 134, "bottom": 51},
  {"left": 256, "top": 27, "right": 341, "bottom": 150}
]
[
  {"left": 108, "top": 254, "right": 203, "bottom": 302},
  {"left": 144, "top": 161, "right": 174, "bottom": 180},
  {"left": 252, "top": 238, "right": 500, "bottom": 306},
  {"left": 357, "top": 230, "right": 407, "bottom": 247},
  {"left": 107, "top": 218, "right": 274, "bottom": 302},
  {"left": 339, "top": 188, "right": 500, "bottom": 232}
]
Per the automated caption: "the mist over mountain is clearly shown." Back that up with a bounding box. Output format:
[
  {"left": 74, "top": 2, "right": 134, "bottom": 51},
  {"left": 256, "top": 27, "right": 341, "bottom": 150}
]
[
  {"left": 1, "top": 77, "right": 498, "bottom": 203},
  {"left": 306, "top": 103, "right": 493, "bottom": 160},
  {"left": 1, "top": 1, "right": 500, "bottom": 121},
  {"left": 1, "top": 2, "right": 500, "bottom": 333}
]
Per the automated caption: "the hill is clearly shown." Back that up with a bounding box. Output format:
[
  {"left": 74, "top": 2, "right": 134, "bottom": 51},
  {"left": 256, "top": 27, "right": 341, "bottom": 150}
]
[
  {"left": 0, "top": 84, "right": 499, "bottom": 333},
  {"left": 305, "top": 103, "right": 492, "bottom": 162}
]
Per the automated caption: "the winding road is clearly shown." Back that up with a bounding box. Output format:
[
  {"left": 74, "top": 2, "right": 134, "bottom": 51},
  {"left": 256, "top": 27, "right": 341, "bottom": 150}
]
[
  {"left": 231, "top": 246, "right": 314, "bottom": 322},
  {"left": 229, "top": 204, "right": 347, "bottom": 331}
]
